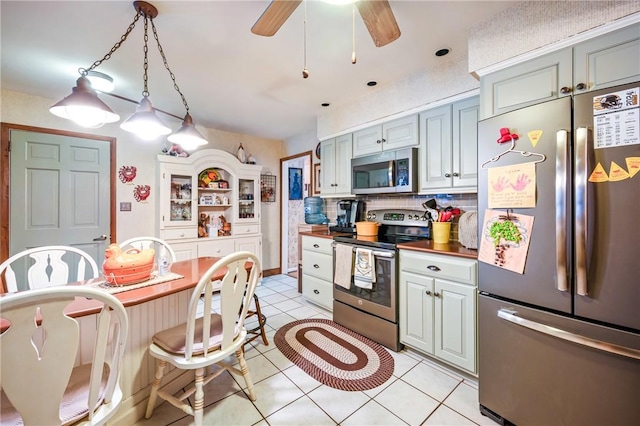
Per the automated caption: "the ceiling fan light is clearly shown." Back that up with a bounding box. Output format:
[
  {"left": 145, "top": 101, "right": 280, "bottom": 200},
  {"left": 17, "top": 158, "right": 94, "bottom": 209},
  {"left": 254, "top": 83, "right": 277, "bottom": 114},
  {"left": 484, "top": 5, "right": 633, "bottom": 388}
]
[
  {"left": 49, "top": 76, "right": 120, "bottom": 128},
  {"left": 86, "top": 70, "right": 115, "bottom": 92},
  {"left": 120, "top": 96, "right": 171, "bottom": 140},
  {"left": 167, "top": 113, "right": 208, "bottom": 150}
]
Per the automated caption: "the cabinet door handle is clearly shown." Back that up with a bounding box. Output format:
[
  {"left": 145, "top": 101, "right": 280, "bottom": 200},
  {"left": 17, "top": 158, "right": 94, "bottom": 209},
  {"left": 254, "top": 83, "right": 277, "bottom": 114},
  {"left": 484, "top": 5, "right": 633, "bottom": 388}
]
[
  {"left": 452, "top": 172, "right": 459, "bottom": 177},
  {"left": 427, "top": 265, "right": 440, "bottom": 272},
  {"left": 576, "top": 82, "right": 587, "bottom": 91},
  {"left": 313, "top": 264, "right": 320, "bottom": 268},
  {"left": 314, "top": 289, "right": 320, "bottom": 294},
  {"left": 425, "top": 290, "right": 431, "bottom": 296},
  {"left": 376, "top": 139, "right": 382, "bottom": 144},
  {"left": 444, "top": 173, "right": 451, "bottom": 178},
  {"left": 381, "top": 138, "right": 386, "bottom": 143},
  {"left": 313, "top": 244, "right": 320, "bottom": 248},
  {"left": 434, "top": 292, "right": 441, "bottom": 298},
  {"left": 560, "top": 86, "right": 572, "bottom": 94}
]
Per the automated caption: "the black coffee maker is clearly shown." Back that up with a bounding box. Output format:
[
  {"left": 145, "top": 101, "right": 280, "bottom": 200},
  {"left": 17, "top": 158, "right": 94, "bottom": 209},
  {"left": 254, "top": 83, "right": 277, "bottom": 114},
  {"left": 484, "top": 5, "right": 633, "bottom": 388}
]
[{"left": 331, "top": 200, "right": 365, "bottom": 233}]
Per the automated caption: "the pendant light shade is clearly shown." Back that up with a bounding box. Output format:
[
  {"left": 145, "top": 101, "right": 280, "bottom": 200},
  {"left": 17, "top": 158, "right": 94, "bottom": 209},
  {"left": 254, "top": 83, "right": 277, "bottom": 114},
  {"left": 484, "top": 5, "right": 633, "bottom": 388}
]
[
  {"left": 167, "top": 113, "right": 208, "bottom": 150},
  {"left": 50, "top": 1, "right": 208, "bottom": 149},
  {"left": 120, "top": 96, "right": 171, "bottom": 140},
  {"left": 49, "top": 76, "right": 119, "bottom": 128}
]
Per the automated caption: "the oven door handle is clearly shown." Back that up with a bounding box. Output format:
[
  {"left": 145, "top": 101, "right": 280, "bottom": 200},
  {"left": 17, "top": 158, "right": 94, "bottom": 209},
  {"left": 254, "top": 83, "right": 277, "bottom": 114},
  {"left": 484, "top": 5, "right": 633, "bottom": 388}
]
[{"left": 332, "top": 243, "right": 395, "bottom": 259}]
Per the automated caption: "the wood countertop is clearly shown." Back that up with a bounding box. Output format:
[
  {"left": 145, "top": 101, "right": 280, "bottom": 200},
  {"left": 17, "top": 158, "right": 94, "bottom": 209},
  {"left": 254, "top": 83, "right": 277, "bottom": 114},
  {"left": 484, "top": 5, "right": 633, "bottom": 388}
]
[
  {"left": 299, "top": 230, "right": 477, "bottom": 259},
  {"left": 396, "top": 240, "right": 478, "bottom": 259}
]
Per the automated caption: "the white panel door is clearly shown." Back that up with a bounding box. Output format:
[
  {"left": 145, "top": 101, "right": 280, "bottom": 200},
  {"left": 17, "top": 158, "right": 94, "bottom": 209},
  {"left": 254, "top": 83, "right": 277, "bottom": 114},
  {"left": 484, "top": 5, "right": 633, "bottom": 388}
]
[{"left": 10, "top": 130, "right": 111, "bottom": 266}]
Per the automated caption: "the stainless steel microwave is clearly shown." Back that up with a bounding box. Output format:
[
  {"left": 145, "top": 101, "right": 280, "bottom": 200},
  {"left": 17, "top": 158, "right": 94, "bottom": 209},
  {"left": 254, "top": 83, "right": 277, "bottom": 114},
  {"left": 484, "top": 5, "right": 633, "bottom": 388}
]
[{"left": 351, "top": 147, "right": 418, "bottom": 195}]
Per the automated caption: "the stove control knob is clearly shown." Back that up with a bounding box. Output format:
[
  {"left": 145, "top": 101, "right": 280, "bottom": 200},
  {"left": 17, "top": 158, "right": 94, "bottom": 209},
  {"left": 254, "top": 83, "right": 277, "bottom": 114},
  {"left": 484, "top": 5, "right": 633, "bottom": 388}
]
[
  {"left": 370, "top": 213, "right": 376, "bottom": 220},
  {"left": 407, "top": 214, "right": 413, "bottom": 220},
  {"left": 421, "top": 216, "right": 428, "bottom": 221}
]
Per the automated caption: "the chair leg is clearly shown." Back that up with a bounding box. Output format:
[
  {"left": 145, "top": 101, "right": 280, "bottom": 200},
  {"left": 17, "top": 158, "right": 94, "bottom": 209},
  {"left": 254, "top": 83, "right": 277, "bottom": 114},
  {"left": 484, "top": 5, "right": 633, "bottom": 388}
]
[
  {"left": 145, "top": 359, "right": 167, "bottom": 418},
  {"left": 236, "top": 348, "right": 256, "bottom": 401},
  {"left": 253, "top": 294, "right": 269, "bottom": 346},
  {"left": 193, "top": 367, "right": 205, "bottom": 426}
]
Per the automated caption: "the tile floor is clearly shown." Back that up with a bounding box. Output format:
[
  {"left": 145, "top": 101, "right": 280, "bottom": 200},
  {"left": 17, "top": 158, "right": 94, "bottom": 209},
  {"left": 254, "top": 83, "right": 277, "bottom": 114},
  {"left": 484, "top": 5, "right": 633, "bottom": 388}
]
[{"left": 134, "top": 274, "right": 498, "bottom": 426}]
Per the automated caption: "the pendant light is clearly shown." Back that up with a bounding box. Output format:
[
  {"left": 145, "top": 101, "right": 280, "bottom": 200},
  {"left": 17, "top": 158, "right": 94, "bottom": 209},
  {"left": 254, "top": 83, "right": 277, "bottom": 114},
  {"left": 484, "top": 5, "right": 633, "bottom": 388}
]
[{"left": 50, "top": 1, "right": 208, "bottom": 149}]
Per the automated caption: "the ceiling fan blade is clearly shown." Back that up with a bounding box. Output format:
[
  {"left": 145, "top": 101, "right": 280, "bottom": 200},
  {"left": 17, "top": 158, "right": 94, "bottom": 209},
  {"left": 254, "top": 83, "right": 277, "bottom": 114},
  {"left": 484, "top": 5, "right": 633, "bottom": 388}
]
[
  {"left": 251, "top": 0, "right": 302, "bottom": 37},
  {"left": 356, "top": 0, "right": 401, "bottom": 47}
]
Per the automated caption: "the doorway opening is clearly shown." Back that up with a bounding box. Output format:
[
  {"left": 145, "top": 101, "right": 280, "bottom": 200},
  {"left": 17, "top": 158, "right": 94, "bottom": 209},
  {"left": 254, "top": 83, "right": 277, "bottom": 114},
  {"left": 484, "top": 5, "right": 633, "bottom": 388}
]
[{"left": 279, "top": 151, "right": 312, "bottom": 276}]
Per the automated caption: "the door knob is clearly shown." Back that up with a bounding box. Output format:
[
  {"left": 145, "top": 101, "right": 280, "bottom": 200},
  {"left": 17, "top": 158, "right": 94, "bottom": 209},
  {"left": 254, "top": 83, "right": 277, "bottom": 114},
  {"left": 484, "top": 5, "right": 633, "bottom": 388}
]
[
  {"left": 376, "top": 139, "right": 382, "bottom": 144},
  {"left": 93, "top": 234, "right": 108, "bottom": 241},
  {"left": 452, "top": 172, "right": 459, "bottom": 177},
  {"left": 425, "top": 290, "right": 432, "bottom": 296},
  {"left": 576, "top": 83, "right": 587, "bottom": 91},
  {"left": 444, "top": 173, "right": 451, "bottom": 178},
  {"left": 434, "top": 292, "right": 441, "bottom": 298},
  {"left": 560, "top": 86, "right": 572, "bottom": 94}
]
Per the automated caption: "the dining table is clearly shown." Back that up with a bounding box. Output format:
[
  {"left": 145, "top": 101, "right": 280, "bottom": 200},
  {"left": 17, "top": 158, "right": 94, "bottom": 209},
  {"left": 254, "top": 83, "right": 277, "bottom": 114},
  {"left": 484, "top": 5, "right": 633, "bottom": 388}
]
[{"left": 0, "top": 256, "right": 255, "bottom": 426}]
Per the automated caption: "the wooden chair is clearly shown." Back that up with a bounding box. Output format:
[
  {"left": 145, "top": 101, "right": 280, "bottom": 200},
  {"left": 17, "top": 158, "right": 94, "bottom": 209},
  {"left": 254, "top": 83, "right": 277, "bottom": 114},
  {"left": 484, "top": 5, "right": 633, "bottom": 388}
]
[
  {"left": 0, "top": 246, "right": 99, "bottom": 293},
  {"left": 118, "top": 236, "right": 177, "bottom": 262},
  {"left": 144, "top": 251, "right": 261, "bottom": 425},
  {"left": 0, "top": 286, "right": 129, "bottom": 425}
]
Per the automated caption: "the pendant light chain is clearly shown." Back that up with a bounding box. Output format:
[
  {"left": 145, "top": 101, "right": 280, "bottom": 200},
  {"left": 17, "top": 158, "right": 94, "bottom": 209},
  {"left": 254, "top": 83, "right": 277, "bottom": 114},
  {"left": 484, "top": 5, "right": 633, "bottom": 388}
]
[
  {"left": 142, "top": 14, "right": 150, "bottom": 97},
  {"left": 302, "top": 0, "right": 309, "bottom": 78},
  {"left": 150, "top": 18, "right": 190, "bottom": 113},
  {"left": 80, "top": 12, "right": 141, "bottom": 76},
  {"left": 351, "top": 3, "right": 357, "bottom": 64}
]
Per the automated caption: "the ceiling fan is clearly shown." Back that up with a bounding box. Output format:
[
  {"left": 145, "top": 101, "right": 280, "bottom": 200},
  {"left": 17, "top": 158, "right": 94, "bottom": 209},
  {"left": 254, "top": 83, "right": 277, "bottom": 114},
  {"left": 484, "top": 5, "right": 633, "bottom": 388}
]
[{"left": 251, "top": 0, "right": 401, "bottom": 47}]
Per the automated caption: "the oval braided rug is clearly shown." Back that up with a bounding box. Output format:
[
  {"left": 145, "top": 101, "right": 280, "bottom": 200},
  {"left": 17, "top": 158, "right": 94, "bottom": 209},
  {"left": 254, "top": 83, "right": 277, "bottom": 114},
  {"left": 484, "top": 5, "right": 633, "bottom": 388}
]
[{"left": 274, "top": 318, "right": 394, "bottom": 391}]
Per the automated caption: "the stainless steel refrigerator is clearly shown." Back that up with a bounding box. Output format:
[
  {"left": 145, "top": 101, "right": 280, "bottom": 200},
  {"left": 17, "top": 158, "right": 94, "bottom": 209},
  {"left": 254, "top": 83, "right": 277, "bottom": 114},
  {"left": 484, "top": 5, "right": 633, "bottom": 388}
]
[{"left": 477, "top": 82, "right": 640, "bottom": 425}]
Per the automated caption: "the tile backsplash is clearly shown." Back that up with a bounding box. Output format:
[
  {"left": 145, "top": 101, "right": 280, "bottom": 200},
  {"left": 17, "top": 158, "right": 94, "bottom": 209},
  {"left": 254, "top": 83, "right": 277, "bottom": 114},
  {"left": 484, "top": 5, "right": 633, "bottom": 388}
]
[{"left": 323, "top": 193, "right": 478, "bottom": 243}]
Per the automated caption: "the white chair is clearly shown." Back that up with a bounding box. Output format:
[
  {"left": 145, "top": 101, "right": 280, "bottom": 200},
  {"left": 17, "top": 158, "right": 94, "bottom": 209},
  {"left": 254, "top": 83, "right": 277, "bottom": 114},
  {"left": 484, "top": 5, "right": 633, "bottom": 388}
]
[
  {"left": 118, "top": 236, "right": 177, "bottom": 266},
  {"left": 0, "top": 286, "right": 129, "bottom": 425},
  {"left": 0, "top": 245, "right": 99, "bottom": 293},
  {"left": 144, "top": 251, "right": 261, "bottom": 425}
]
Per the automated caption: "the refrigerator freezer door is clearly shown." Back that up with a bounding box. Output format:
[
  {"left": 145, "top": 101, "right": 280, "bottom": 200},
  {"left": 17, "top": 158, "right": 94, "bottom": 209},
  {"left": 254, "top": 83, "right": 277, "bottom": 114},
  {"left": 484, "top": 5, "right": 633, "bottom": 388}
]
[
  {"left": 573, "top": 83, "right": 640, "bottom": 330},
  {"left": 479, "top": 294, "right": 640, "bottom": 426},
  {"left": 477, "top": 97, "right": 572, "bottom": 313}
]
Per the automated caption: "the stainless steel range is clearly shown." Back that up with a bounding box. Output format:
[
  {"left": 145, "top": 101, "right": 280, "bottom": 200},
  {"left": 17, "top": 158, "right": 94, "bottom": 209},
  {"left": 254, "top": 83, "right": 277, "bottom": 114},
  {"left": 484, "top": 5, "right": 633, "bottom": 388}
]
[{"left": 332, "top": 209, "right": 430, "bottom": 351}]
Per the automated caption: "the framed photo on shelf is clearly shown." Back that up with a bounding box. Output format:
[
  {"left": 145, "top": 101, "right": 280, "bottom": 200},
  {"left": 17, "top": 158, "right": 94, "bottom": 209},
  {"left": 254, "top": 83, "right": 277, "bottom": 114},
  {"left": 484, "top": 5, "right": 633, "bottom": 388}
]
[
  {"left": 288, "top": 167, "right": 303, "bottom": 200},
  {"left": 313, "top": 163, "right": 321, "bottom": 195}
]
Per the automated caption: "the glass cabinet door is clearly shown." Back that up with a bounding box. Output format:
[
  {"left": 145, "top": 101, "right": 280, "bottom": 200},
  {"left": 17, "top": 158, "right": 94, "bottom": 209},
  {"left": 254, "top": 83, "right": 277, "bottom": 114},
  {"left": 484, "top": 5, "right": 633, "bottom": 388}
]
[
  {"left": 238, "top": 178, "right": 257, "bottom": 221},
  {"left": 168, "top": 174, "right": 194, "bottom": 224}
]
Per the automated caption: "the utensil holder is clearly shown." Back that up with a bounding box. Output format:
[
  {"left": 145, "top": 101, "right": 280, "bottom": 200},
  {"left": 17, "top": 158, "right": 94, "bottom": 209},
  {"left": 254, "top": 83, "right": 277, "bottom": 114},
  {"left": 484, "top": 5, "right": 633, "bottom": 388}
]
[{"left": 432, "top": 222, "right": 451, "bottom": 244}]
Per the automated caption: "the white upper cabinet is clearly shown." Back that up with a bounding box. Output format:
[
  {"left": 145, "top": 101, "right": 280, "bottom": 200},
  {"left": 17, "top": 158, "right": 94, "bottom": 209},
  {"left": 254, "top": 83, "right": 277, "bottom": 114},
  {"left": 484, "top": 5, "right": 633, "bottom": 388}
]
[
  {"left": 480, "top": 23, "right": 640, "bottom": 119},
  {"left": 353, "top": 115, "right": 419, "bottom": 157},
  {"left": 320, "top": 133, "right": 353, "bottom": 197},
  {"left": 419, "top": 96, "right": 479, "bottom": 193}
]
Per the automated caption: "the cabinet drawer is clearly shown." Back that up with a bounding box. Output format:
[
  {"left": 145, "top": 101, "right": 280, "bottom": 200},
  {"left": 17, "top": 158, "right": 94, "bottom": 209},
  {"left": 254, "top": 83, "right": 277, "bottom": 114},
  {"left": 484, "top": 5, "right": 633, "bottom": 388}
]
[
  {"left": 400, "top": 251, "right": 477, "bottom": 285},
  {"left": 234, "top": 224, "right": 260, "bottom": 235},
  {"left": 302, "top": 274, "right": 333, "bottom": 311},
  {"left": 302, "top": 250, "right": 333, "bottom": 281},
  {"left": 161, "top": 228, "right": 198, "bottom": 240},
  {"left": 197, "top": 239, "right": 236, "bottom": 258},
  {"left": 301, "top": 236, "right": 333, "bottom": 254}
]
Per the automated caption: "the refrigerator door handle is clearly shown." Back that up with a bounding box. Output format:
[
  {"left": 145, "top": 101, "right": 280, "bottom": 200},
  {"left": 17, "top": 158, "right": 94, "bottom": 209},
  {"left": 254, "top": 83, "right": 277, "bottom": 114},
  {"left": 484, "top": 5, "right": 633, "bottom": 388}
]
[
  {"left": 575, "top": 127, "right": 588, "bottom": 296},
  {"left": 556, "top": 129, "right": 569, "bottom": 292},
  {"left": 498, "top": 308, "right": 640, "bottom": 360}
]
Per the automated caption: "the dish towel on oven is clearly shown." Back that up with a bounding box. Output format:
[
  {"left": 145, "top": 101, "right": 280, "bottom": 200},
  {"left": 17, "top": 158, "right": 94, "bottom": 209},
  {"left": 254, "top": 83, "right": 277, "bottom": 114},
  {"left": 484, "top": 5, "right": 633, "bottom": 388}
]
[
  {"left": 354, "top": 248, "right": 375, "bottom": 290},
  {"left": 334, "top": 244, "right": 353, "bottom": 289}
]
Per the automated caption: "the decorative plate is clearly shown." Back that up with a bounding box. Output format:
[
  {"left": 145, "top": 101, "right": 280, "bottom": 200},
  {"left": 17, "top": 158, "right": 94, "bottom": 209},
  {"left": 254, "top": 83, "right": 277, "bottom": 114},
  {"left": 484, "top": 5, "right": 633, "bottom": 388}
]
[
  {"left": 315, "top": 142, "right": 321, "bottom": 160},
  {"left": 198, "top": 169, "right": 221, "bottom": 185}
]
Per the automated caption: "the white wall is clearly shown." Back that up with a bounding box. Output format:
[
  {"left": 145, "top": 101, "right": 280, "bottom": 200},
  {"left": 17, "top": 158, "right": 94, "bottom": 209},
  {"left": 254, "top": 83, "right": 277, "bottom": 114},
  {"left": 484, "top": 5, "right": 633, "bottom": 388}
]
[{"left": 1, "top": 89, "right": 284, "bottom": 270}]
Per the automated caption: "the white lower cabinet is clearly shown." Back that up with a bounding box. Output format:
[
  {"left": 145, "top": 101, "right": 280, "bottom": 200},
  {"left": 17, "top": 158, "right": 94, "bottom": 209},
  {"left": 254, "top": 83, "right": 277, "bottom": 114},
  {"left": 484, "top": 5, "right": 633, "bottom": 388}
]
[
  {"left": 301, "top": 235, "right": 333, "bottom": 311},
  {"left": 399, "top": 250, "right": 477, "bottom": 374}
]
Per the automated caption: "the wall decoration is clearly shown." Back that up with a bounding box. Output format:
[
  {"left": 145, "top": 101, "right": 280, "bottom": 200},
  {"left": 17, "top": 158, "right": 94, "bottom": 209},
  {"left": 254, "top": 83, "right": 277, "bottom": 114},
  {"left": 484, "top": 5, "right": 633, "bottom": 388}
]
[
  {"left": 288, "top": 167, "right": 303, "bottom": 200},
  {"left": 315, "top": 142, "right": 321, "bottom": 160},
  {"left": 133, "top": 185, "right": 151, "bottom": 202},
  {"left": 118, "top": 165, "right": 137, "bottom": 184},
  {"left": 313, "top": 164, "right": 321, "bottom": 195},
  {"left": 260, "top": 173, "right": 276, "bottom": 202}
]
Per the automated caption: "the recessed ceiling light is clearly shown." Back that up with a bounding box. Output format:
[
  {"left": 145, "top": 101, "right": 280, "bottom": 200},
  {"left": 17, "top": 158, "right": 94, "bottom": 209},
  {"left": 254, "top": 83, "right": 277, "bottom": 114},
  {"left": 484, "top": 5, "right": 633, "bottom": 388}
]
[
  {"left": 321, "top": 102, "right": 331, "bottom": 107},
  {"left": 367, "top": 81, "right": 377, "bottom": 87},
  {"left": 435, "top": 48, "right": 450, "bottom": 57}
]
